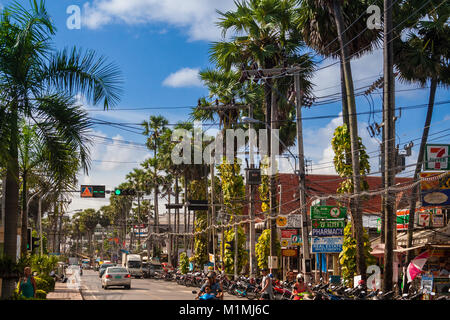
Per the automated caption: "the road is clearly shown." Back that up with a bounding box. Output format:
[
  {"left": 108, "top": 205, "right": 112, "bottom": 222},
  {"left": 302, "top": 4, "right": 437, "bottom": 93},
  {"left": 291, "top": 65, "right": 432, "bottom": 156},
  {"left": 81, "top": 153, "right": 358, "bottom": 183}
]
[{"left": 80, "top": 270, "right": 242, "bottom": 300}]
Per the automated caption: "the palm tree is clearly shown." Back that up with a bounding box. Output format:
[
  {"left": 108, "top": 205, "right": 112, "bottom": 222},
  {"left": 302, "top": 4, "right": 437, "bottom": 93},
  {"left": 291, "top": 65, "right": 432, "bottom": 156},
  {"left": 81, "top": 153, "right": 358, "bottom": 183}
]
[
  {"left": 297, "top": 0, "right": 382, "bottom": 128},
  {"left": 395, "top": 4, "right": 450, "bottom": 281},
  {"left": 141, "top": 115, "right": 171, "bottom": 253},
  {"left": 301, "top": 0, "right": 379, "bottom": 282},
  {"left": 18, "top": 120, "right": 81, "bottom": 255},
  {"left": 211, "top": 0, "right": 315, "bottom": 278},
  {"left": 0, "top": 1, "right": 122, "bottom": 298}
]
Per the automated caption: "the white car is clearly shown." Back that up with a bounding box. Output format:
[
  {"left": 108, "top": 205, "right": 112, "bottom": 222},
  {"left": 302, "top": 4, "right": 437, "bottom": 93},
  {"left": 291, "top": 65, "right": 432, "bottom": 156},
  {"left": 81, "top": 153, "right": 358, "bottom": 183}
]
[{"left": 102, "top": 267, "right": 131, "bottom": 289}]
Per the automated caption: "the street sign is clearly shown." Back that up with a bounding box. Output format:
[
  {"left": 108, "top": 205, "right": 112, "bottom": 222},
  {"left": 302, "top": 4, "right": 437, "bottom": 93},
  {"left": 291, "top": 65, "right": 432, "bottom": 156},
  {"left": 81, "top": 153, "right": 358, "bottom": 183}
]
[
  {"left": 420, "top": 172, "right": 450, "bottom": 206},
  {"left": 276, "top": 216, "right": 287, "bottom": 227},
  {"left": 311, "top": 237, "right": 344, "bottom": 253},
  {"left": 282, "top": 249, "right": 298, "bottom": 257},
  {"left": 312, "top": 228, "right": 344, "bottom": 237},
  {"left": 290, "top": 234, "right": 303, "bottom": 246},
  {"left": 286, "top": 215, "right": 302, "bottom": 228},
  {"left": 281, "top": 229, "right": 298, "bottom": 239},
  {"left": 188, "top": 200, "right": 208, "bottom": 211},
  {"left": 424, "top": 144, "right": 450, "bottom": 170},
  {"left": 310, "top": 206, "right": 347, "bottom": 219},
  {"left": 396, "top": 209, "right": 410, "bottom": 231},
  {"left": 280, "top": 239, "right": 290, "bottom": 247},
  {"left": 311, "top": 219, "right": 345, "bottom": 229},
  {"left": 81, "top": 185, "right": 105, "bottom": 198},
  {"left": 432, "top": 213, "right": 444, "bottom": 227},
  {"left": 268, "top": 256, "right": 278, "bottom": 269}
]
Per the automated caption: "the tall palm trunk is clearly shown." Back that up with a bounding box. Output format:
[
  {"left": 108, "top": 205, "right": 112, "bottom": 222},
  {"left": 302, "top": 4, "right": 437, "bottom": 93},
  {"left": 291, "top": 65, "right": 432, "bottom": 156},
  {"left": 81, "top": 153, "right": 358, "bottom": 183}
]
[
  {"left": 1, "top": 107, "right": 20, "bottom": 299},
  {"left": 20, "top": 171, "right": 28, "bottom": 255},
  {"left": 332, "top": 0, "right": 366, "bottom": 281},
  {"left": 406, "top": 78, "right": 438, "bottom": 259},
  {"left": 184, "top": 172, "right": 188, "bottom": 252},
  {"left": 174, "top": 176, "right": 180, "bottom": 266}
]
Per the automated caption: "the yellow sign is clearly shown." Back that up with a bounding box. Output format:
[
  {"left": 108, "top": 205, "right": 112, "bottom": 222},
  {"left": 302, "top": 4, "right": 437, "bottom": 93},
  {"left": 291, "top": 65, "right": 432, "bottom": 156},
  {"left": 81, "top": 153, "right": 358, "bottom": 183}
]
[
  {"left": 276, "top": 216, "right": 287, "bottom": 227},
  {"left": 280, "top": 239, "right": 289, "bottom": 247}
]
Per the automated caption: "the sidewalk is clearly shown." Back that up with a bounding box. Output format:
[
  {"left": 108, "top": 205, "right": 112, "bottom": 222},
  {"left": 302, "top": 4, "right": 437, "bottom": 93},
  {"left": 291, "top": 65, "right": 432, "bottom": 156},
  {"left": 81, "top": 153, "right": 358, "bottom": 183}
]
[{"left": 46, "top": 281, "right": 83, "bottom": 300}]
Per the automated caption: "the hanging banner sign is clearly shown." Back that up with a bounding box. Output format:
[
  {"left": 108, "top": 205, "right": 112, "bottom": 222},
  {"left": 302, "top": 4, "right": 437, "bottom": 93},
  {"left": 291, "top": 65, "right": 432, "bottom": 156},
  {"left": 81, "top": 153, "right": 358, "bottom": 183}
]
[
  {"left": 312, "top": 228, "right": 344, "bottom": 237},
  {"left": 420, "top": 172, "right": 450, "bottom": 207}
]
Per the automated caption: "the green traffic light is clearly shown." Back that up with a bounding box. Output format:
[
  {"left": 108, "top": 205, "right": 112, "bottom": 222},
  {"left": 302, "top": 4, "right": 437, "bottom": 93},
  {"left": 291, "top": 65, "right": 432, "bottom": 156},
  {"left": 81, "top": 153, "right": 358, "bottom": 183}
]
[{"left": 115, "top": 189, "right": 121, "bottom": 195}]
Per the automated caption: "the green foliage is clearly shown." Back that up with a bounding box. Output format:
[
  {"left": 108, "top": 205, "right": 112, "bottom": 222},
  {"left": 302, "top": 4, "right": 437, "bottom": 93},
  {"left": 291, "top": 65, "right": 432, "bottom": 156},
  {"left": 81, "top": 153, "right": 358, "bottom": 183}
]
[
  {"left": 218, "top": 159, "right": 245, "bottom": 216},
  {"left": 331, "top": 124, "right": 370, "bottom": 194},
  {"left": 218, "top": 158, "right": 247, "bottom": 274},
  {"left": 31, "top": 254, "right": 58, "bottom": 276},
  {"left": 339, "top": 222, "right": 376, "bottom": 286},
  {"left": 35, "top": 290, "right": 47, "bottom": 300},
  {"left": 189, "top": 180, "right": 209, "bottom": 266},
  {"left": 222, "top": 226, "right": 248, "bottom": 275},
  {"left": 179, "top": 252, "right": 189, "bottom": 274},
  {"left": 255, "top": 229, "right": 281, "bottom": 270},
  {"left": 0, "top": 255, "right": 21, "bottom": 277},
  {"left": 258, "top": 157, "right": 271, "bottom": 214},
  {"left": 34, "top": 277, "right": 51, "bottom": 293}
]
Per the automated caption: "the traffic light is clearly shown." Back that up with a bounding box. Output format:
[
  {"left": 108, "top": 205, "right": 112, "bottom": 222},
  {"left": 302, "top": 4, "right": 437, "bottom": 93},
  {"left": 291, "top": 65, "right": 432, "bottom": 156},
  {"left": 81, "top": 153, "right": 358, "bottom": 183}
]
[
  {"left": 114, "top": 188, "right": 136, "bottom": 196},
  {"left": 26, "top": 228, "right": 32, "bottom": 251},
  {"left": 32, "top": 236, "right": 40, "bottom": 251}
]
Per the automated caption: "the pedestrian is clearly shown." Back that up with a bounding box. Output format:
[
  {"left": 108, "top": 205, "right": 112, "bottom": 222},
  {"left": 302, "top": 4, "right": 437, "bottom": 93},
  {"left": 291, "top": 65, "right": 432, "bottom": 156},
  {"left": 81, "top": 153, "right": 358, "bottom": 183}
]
[
  {"left": 259, "top": 268, "right": 274, "bottom": 300},
  {"left": 18, "top": 267, "right": 37, "bottom": 299}
]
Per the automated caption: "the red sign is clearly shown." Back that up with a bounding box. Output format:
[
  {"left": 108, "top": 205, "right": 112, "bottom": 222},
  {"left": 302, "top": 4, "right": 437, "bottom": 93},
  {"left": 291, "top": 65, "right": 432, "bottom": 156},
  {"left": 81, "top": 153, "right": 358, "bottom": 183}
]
[{"left": 281, "top": 229, "right": 298, "bottom": 239}]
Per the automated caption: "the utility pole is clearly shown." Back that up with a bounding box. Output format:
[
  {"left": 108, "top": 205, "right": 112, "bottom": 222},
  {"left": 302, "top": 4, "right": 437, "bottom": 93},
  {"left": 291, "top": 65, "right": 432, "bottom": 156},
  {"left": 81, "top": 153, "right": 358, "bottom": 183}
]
[
  {"left": 294, "top": 73, "right": 311, "bottom": 282},
  {"left": 211, "top": 160, "right": 216, "bottom": 270},
  {"left": 248, "top": 104, "right": 256, "bottom": 278},
  {"left": 269, "top": 82, "right": 278, "bottom": 276},
  {"left": 383, "top": 0, "right": 395, "bottom": 292}
]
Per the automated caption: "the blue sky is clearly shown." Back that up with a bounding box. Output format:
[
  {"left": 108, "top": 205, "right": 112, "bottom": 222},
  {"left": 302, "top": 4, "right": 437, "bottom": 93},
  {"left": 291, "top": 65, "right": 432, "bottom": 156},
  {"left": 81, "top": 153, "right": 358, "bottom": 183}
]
[{"left": 3, "top": 0, "right": 448, "bottom": 212}]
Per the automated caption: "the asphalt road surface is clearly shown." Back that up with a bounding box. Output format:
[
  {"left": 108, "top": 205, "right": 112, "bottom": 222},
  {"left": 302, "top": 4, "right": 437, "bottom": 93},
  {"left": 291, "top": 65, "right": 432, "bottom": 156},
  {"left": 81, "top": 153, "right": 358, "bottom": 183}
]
[{"left": 80, "top": 270, "right": 242, "bottom": 300}]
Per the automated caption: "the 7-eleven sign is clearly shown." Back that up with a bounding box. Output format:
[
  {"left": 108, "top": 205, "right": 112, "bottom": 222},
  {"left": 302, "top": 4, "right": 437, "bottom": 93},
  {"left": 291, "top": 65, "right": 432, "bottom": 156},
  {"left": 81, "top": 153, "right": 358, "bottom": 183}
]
[{"left": 424, "top": 144, "right": 450, "bottom": 170}]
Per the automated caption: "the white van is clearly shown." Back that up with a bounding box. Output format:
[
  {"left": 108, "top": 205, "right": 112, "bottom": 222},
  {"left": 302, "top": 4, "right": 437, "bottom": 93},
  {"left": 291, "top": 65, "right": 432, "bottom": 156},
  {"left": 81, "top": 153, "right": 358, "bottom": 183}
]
[{"left": 124, "top": 254, "right": 143, "bottom": 278}]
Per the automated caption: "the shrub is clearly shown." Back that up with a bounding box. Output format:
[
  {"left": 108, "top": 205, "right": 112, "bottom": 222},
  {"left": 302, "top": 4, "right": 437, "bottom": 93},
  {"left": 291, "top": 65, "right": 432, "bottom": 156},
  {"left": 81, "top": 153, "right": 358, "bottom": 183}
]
[
  {"left": 38, "top": 274, "right": 55, "bottom": 292},
  {"left": 34, "top": 277, "right": 51, "bottom": 293},
  {"left": 35, "top": 290, "right": 47, "bottom": 300},
  {"left": 179, "top": 252, "right": 189, "bottom": 274}
]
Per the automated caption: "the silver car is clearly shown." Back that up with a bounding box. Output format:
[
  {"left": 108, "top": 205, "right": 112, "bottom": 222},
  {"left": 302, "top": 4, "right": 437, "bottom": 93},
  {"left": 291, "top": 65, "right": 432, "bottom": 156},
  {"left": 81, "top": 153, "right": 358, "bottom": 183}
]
[{"left": 101, "top": 267, "right": 131, "bottom": 289}]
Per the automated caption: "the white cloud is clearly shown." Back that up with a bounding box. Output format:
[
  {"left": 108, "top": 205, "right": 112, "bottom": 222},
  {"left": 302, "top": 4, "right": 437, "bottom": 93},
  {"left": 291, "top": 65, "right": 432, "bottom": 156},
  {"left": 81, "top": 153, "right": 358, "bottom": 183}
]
[
  {"left": 162, "top": 67, "right": 203, "bottom": 88},
  {"left": 82, "top": 0, "right": 236, "bottom": 41},
  {"left": 304, "top": 114, "right": 380, "bottom": 175}
]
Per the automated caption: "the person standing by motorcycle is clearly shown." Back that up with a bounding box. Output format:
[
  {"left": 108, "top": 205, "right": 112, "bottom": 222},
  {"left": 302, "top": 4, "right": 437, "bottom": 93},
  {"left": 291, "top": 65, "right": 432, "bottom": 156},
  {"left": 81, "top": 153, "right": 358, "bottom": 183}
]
[
  {"left": 292, "top": 274, "right": 311, "bottom": 300},
  {"left": 259, "top": 269, "right": 274, "bottom": 300},
  {"left": 197, "top": 271, "right": 224, "bottom": 300}
]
